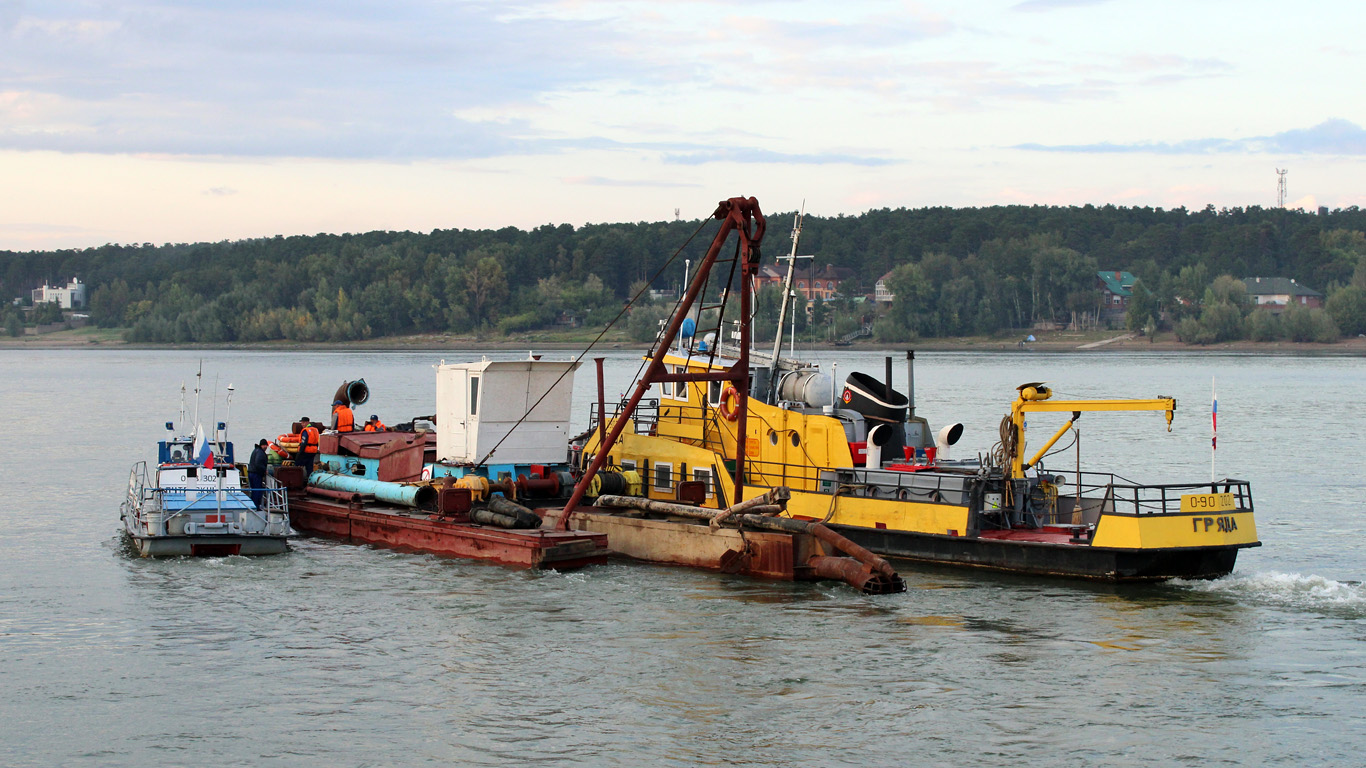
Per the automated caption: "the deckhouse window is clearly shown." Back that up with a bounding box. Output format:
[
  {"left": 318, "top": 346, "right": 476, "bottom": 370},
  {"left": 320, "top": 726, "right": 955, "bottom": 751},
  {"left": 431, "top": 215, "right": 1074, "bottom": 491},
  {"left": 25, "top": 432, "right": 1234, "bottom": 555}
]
[
  {"left": 470, "top": 376, "right": 480, "bottom": 416},
  {"left": 693, "top": 468, "right": 713, "bottom": 496},
  {"left": 654, "top": 462, "right": 673, "bottom": 491}
]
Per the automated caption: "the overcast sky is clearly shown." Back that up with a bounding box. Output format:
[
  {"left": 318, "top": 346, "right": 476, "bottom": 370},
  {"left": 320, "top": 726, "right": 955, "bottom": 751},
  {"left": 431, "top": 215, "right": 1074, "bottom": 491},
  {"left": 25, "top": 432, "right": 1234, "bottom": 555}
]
[{"left": 1, "top": 0, "right": 1362, "bottom": 250}]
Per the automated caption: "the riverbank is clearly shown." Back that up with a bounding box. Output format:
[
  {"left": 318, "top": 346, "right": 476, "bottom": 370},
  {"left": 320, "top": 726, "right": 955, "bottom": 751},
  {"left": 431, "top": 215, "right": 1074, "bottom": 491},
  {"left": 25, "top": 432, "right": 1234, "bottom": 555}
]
[{"left": 4, "top": 325, "right": 1364, "bottom": 355}]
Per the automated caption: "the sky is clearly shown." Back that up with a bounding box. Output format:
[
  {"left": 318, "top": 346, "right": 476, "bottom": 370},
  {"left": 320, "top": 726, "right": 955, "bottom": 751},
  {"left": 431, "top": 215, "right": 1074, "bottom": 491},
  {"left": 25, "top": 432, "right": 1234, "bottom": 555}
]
[{"left": 1, "top": 0, "right": 1363, "bottom": 251}]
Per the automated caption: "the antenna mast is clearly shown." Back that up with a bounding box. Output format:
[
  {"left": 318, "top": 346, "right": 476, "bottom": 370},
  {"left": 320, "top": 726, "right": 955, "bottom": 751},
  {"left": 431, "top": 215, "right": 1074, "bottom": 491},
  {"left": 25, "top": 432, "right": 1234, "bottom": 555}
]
[
  {"left": 191, "top": 360, "right": 204, "bottom": 429},
  {"left": 1276, "top": 168, "right": 1288, "bottom": 208},
  {"left": 770, "top": 203, "right": 811, "bottom": 370}
]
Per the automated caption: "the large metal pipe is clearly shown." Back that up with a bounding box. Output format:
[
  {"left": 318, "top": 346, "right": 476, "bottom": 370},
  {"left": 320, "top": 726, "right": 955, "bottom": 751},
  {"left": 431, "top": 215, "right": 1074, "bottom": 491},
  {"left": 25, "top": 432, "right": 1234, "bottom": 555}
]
[
  {"left": 332, "top": 379, "right": 370, "bottom": 406},
  {"left": 309, "top": 472, "right": 435, "bottom": 510}
]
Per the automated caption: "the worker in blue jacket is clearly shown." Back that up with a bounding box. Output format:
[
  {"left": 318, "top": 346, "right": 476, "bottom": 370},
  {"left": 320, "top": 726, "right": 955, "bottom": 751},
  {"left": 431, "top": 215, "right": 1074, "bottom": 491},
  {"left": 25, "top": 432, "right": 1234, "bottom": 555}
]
[{"left": 247, "top": 438, "right": 269, "bottom": 508}]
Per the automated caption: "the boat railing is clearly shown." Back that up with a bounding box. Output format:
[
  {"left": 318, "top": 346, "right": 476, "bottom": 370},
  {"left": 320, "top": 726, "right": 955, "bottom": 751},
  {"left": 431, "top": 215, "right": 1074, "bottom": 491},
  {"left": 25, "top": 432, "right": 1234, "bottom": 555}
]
[
  {"left": 590, "top": 398, "right": 660, "bottom": 436},
  {"left": 1063, "top": 472, "right": 1254, "bottom": 516},
  {"left": 745, "top": 458, "right": 972, "bottom": 505}
]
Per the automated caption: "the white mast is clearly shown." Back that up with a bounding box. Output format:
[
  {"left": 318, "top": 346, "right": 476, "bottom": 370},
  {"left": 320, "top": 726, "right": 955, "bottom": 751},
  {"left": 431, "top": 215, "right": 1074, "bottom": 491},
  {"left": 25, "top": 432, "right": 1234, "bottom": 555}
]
[
  {"left": 770, "top": 204, "right": 811, "bottom": 369},
  {"left": 191, "top": 360, "right": 204, "bottom": 432}
]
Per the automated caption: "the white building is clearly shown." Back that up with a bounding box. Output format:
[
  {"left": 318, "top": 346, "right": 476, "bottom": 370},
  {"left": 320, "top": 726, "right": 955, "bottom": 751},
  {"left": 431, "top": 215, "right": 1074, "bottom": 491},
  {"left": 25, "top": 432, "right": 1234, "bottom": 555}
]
[
  {"left": 31, "top": 278, "right": 87, "bottom": 309},
  {"left": 874, "top": 270, "right": 896, "bottom": 305}
]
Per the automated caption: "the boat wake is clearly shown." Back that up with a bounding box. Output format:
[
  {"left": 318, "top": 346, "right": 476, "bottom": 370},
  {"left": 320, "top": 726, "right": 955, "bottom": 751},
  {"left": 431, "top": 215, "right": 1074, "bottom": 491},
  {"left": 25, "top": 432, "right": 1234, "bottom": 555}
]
[{"left": 1173, "top": 571, "right": 1366, "bottom": 615}]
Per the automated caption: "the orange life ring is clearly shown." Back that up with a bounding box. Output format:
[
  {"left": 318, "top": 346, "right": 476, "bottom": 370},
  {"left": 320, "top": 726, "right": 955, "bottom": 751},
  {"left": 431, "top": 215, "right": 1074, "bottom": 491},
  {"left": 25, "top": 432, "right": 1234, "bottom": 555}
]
[{"left": 718, "top": 384, "right": 741, "bottom": 421}]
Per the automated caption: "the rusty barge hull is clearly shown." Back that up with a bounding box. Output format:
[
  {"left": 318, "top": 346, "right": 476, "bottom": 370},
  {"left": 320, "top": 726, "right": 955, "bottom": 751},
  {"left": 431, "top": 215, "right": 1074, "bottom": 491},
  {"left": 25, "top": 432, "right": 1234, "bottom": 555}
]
[
  {"left": 555, "top": 508, "right": 806, "bottom": 580},
  {"left": 289, "top": 496, "right": 608, "bottom": 570}
]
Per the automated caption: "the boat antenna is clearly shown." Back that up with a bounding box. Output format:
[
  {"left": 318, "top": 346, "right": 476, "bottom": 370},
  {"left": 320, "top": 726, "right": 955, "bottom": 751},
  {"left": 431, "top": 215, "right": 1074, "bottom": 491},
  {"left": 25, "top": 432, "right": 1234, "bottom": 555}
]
[
  {"left": 224, "top": 382, "right": 234, "bottom": 447},
  {"left": 178, "top": 381, "right": 187, "bottom": 432},
  {"left": 191, "top": 360, "right": 203, "bottom": 431},
  {"left": 770, "top": 202, "right": 810, "bottom": 374}
]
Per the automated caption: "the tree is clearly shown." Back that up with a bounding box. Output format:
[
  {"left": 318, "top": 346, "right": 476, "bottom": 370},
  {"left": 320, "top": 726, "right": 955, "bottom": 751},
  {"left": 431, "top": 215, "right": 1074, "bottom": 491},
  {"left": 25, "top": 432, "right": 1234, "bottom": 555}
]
[
  {"left": 1125, "top": 279, "right": 1160, "bottom": 331},
  {"left": 463, "top": 255, "right": 509, "bottom": 328},
  {"left": 1325, "top": 285, "right": 1366, "bottom": 336}
]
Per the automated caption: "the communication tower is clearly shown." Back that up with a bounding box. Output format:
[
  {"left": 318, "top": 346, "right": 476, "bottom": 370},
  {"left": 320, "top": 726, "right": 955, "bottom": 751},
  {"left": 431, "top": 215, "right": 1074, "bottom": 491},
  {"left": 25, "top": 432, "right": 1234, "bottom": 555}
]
[
  {"left": 1276, "top": 168, "right": 1288, "bottom": 208},
  {"left": 674, "top": 207, "right": 681, "bottom": 222}
]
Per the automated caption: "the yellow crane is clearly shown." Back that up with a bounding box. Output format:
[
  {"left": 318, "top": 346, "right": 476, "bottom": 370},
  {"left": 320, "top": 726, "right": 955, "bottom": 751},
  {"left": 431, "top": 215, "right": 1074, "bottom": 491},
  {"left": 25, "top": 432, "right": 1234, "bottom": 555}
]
[{"left": 1008, "top": 382, "right": 1175, "bottom": 480}]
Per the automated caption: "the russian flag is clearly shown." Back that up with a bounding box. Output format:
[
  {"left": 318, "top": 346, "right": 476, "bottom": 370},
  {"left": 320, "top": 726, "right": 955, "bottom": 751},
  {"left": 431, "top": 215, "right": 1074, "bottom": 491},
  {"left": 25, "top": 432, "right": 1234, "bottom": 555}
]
[
  {"left": 1211, "top": 381, "right": 1217, "bottom": 451},
  {"left": 194, "top": 424, "right": 216, "bottom": 468}
]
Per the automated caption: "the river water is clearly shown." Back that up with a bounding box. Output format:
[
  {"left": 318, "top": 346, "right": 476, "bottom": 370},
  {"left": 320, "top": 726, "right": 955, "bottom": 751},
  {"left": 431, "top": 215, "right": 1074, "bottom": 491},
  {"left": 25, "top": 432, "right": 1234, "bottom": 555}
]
[{"left": 2, "top": 348, "right": 1362, "bottom": 767}]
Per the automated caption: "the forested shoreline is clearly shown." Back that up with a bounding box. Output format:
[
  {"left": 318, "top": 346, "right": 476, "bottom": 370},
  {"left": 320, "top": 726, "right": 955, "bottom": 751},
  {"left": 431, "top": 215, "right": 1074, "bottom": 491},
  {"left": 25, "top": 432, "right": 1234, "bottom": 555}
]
[{"left": 4, "top": 203, "right": 1365, "bottom": 344}]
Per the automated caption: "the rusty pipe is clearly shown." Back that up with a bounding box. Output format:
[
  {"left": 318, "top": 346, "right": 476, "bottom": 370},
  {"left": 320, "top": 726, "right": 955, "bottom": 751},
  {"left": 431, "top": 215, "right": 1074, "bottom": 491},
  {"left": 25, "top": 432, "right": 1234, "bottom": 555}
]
[
  {"left": 306, "top": 487, "right": 363, "bottom": 504},
  {"left": 806, "top": 556, "right": 905, "bottom": 595}
]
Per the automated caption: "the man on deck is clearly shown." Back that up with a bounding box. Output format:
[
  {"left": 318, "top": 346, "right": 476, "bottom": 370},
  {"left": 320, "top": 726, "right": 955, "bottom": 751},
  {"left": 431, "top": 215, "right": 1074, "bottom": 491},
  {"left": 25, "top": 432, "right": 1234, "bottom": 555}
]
[
  {"left": 247, "top": 439, "right": 268, "bottom": 508},
  {"left": 299, "top": 417, "right": 320, "bottom": 477},
  {"left": 363, "top": 414, "right": 387, "bottom": 432},
  {"left": 331, "top": 400, "right": 355, "bottom": 433}
]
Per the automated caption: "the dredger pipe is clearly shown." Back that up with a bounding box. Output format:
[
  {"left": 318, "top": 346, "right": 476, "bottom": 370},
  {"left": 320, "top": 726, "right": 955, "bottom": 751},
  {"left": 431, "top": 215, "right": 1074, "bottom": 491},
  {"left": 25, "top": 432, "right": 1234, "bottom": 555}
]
[
  {"left": 308, "top": 472, "right": 436, "bottom": 510},
  {"left": 306, "top": 486, "right": 363, "bottom": 504}
]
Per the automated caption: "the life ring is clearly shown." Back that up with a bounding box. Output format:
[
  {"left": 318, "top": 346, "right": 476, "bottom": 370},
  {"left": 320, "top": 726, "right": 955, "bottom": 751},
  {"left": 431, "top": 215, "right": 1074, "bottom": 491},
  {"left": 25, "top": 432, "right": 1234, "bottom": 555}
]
[{"left": 718, "top": 385, "right": 741, "bottom": 421}]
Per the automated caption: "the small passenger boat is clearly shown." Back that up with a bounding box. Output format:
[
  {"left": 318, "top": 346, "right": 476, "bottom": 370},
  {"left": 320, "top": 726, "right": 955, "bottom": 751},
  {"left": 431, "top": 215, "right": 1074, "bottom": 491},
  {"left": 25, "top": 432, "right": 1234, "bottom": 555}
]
[{"left": 120, "top": 380, "right": 292, "bottom": 557}]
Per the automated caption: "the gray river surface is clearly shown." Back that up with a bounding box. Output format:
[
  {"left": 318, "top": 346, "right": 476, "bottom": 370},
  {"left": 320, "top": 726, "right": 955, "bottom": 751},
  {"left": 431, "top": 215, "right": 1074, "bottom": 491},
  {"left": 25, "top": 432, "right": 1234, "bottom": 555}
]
[{"left": 2, "top": 348, "right": 1363, "bottom": 766}]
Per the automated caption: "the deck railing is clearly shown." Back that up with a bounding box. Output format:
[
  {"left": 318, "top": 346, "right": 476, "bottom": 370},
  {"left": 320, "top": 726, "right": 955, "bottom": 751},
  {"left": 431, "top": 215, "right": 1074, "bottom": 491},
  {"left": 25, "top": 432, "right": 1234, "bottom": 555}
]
[{"left": 1063, "top": 472, "right": 1254, "bottom": 516}]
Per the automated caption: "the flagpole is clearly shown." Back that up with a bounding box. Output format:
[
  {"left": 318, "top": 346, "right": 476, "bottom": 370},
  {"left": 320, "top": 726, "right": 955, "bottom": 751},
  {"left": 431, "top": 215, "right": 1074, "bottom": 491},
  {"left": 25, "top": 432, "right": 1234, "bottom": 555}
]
[{"left": 1211, "top": 376, "right": 1217, "bottom": 483}]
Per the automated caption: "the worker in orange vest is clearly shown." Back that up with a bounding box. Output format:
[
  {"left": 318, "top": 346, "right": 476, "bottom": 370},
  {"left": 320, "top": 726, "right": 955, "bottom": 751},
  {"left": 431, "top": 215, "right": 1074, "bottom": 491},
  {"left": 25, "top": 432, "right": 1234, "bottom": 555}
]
[
  {"left": 363, "top": 414, "right": 387, "bottom": 432},
  {"left": 331, "top": 400, "right": 355, "bottom": 433},
  {"left": 299, "top": 417, "right": 320, "bottom": 476}
]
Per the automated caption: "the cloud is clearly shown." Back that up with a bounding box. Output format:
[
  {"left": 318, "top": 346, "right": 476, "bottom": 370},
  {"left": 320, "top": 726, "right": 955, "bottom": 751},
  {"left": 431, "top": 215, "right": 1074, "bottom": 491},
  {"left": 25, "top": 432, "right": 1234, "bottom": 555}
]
[
  {"left": 1014, "top": 120, "right": 1366, "bottom": 155},
  {"left": 0, "top": 1, "right": 652, "bottom": 159},
  {"left": 661, "top": 147, "right": 897, "bottom": 166},
  {"left": 203, "top": 186, "right": 237, "bottom": 196},
  {"left": 1013, "top": 0, "right": 1114, "bottom": 11},
  {"left": 562, "top": 176, "right": 701, "bottom": 188}
]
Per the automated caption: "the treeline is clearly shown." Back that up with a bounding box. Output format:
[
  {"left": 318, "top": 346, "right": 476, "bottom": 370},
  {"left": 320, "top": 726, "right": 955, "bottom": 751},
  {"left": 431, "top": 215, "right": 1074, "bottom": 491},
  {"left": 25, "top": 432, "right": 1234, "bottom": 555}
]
[{"left": 2, "top": 203, "right": 1365, "bottom": 343}]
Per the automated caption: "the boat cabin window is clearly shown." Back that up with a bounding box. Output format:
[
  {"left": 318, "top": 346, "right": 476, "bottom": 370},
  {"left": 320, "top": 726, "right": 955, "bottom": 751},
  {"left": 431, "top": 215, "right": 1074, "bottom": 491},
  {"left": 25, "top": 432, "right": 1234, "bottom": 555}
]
[
  {"left": 169, "top": 445, "right": 189, "bottom": 462},
  {"left": 653, "top": 462, "right": 673, "bottom": 491},
  {"left": 469, "top": 376, "right": 480, "bottom": 416},
  {"left": 660, "top": 378, "right": 673, "bottom": 398},
  {"left": 708, "top": 381, "right": 722, "bottom": 407},
  {"left": 620, "top": 460, "right": 636, "bottom": 471},
  {"left": 692, "top": 468, "right": 712, "bottom": 496}
]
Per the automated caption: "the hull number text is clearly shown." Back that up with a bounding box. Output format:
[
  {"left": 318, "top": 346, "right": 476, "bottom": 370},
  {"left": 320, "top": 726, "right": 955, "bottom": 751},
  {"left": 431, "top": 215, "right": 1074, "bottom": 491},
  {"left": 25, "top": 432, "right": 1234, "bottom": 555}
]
[{"left": 1192, "top": 516, "right": 1239, "bottom": 533}]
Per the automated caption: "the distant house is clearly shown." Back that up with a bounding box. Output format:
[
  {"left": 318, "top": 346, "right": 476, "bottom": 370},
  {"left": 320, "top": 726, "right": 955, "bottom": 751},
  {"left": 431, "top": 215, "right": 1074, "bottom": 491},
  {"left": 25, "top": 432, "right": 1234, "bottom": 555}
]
[
  {"left": 31, "top": 277, "right": 86, "bottom": 309},
  {"left": 753, "top": 262, "right": 853, "bottom": 301},
  {"left": 751, "top": 263, "right": 786, "bottom": 294},
  {"left": 797, "top": 265, "right": 854, "bottom": 301},
  {"left": 874, "top": 270, "right": 896, "bottom": 306},
  {"left": 1244, "top": 277, "right": 1323, "bottom": 313},
  {"left": 1096, "top": 271, "right": 1137, "bottom": 319}
]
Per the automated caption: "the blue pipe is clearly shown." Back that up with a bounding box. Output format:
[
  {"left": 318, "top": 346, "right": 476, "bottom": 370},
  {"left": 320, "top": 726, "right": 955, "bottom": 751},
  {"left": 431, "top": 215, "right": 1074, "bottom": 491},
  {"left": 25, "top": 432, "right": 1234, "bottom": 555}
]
[{"left": 308, "top": 472, "right": 436, "bottom": 509}]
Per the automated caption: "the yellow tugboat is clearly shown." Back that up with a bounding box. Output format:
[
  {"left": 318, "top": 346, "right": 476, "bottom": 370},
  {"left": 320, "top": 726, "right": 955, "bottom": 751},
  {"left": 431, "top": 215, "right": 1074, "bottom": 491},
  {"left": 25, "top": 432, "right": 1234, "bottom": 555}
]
[{"left": 571, "top": 208, "right": 1259, "bottom": 582}]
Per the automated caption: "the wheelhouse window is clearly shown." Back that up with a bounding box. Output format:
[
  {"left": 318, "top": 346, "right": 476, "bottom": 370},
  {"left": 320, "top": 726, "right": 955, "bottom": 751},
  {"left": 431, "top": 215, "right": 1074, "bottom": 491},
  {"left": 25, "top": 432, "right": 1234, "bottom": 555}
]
[
  {"left": 653, "top": 462, "right": 673, "bottom": 491},
  {"left": 709, "top": 380, "right": 722, "bottom": 407},
  {"left": 693, "top": 468, "right": 713, "bottom": 496},
  {"left": 470, "top": 376, "right": 480, "bottom": 416}
]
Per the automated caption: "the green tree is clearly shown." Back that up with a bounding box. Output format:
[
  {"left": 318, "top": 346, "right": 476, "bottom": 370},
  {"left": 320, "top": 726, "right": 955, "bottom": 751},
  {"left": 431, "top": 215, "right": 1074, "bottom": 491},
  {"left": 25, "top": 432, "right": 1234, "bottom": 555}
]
[
  {"left": 1125, "top": 279, "right": 1160, "bottom": 331},
  {"left": 1325, "top": 285, "right": 1366, "bottom": 336}
]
